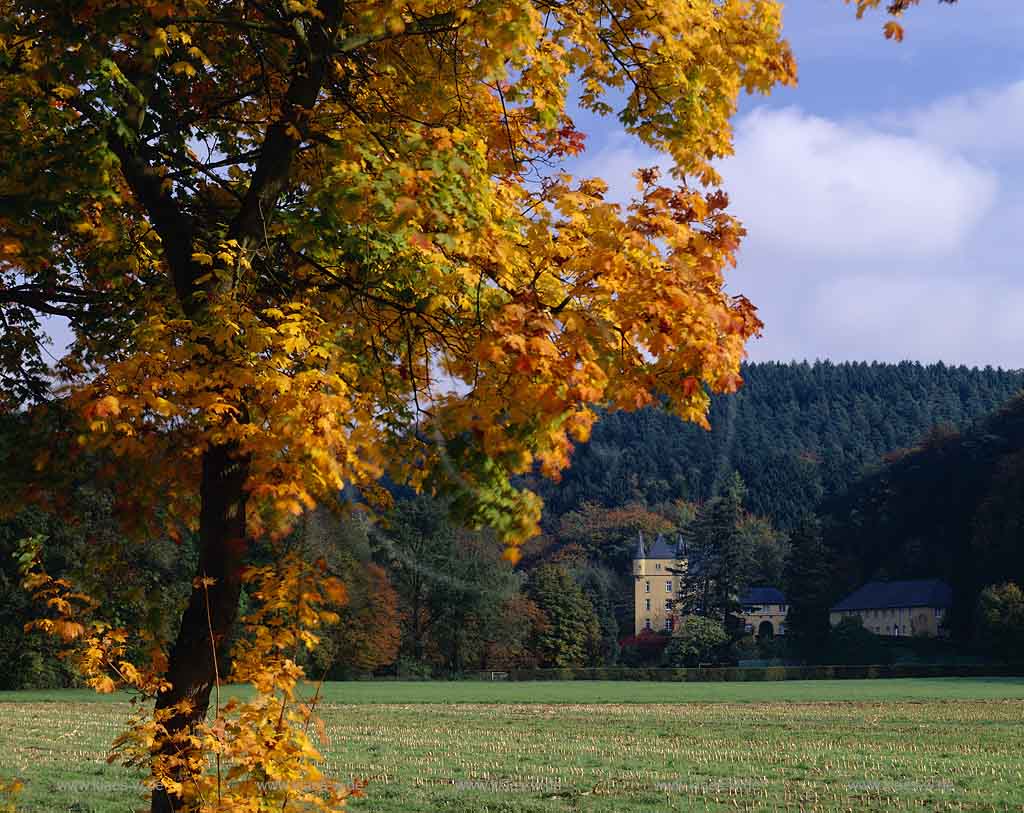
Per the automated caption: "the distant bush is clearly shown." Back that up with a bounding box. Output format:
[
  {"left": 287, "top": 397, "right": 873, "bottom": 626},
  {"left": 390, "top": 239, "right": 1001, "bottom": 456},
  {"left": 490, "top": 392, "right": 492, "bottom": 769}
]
[
  {"left": 822, "top": 616, "right": 892, "bottom": 666},
  {"left": 662, "top": 617, "right": 729, "bottom": 667},
  {"left": 975, "top": 582, "right": 1024, "bottom": 662},
  {"left": 617, "top": 631, "right": 670, "bottom": 667},
  {"left": 482, "top": 663, "right": 1022, "bottom": 682}
]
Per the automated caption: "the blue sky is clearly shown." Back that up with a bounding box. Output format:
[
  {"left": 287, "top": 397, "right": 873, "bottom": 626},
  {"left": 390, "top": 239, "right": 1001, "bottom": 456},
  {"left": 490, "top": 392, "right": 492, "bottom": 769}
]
[
  {"left": 44, "top": 4, "right": 1023, "bottom": 370},
  {"left": 573, "top": 1, "right": 1024, "bottom": 368}
]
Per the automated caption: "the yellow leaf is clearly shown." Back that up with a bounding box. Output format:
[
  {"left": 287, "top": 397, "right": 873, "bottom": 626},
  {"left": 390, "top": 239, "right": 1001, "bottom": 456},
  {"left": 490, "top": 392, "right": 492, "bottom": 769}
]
[
  {"left": 502, "top": 546, "right": 522, "bottom": 565},
  {"left": 94, "top": 395, "right": 121, "bottom": 417},
  {"left": 91, "top": 675, "right": 117, "bottom": 694}
]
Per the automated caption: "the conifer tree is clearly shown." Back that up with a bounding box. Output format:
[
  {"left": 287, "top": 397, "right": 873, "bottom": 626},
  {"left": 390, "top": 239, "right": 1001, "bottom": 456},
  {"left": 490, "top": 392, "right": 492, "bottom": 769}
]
[
  {"left": 525, "top": 563, "right": 601, "bottom": 668},
  {"left": 678, "top": 472, "right": 753, "bottom": 625},
  {"left": 783, "top": 514, "right": 833, "bottom": 661}
]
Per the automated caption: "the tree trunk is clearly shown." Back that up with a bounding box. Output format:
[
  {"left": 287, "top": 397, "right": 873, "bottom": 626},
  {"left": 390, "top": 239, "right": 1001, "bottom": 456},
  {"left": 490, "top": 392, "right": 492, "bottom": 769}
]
[{"left": 151, "top": 443, "right": 249, "bottom": 813}]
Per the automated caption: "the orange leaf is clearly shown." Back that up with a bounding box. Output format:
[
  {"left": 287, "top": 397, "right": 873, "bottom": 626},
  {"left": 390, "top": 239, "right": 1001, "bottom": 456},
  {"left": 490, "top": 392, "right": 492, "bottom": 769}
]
[{"left": 884, "top": 21, "right": 905, "bottom": 41}]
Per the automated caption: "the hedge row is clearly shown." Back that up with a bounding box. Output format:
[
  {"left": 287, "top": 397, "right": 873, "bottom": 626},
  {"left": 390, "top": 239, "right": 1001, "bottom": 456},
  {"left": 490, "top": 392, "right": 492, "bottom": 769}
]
[{"left": 475, "top": 664, "right": 1024, "bottom": 682}]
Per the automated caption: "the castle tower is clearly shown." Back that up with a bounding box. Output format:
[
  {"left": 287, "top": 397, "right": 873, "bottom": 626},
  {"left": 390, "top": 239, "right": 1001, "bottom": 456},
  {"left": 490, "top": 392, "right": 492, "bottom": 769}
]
[{"left": 632, "top": 532, "right": 684, "bottom": 635}]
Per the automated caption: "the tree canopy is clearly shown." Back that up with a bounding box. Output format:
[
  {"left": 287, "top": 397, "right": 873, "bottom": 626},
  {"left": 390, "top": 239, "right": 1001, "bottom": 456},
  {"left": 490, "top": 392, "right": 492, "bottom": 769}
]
[
  {"left": 0, "top": 0, "right": 796, "bottom": 810},
  {"left": 1, "top": 0, "right": 795, "bottom": 544}
]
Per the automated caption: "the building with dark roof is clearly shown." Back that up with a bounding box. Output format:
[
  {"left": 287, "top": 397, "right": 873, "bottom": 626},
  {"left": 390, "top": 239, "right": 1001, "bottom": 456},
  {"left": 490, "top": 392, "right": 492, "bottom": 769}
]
[
  {"left": 829, "top": 579, "right": 952, "bottom": 637},
  {"left": 631, "top": 533, "right": 686, "bottom": 635},
  {"left": 738, "top": 587, "right": 788, "bottom": 638},
  {"left": 631, "top": 534, "right": 787, "bottom": 638}
]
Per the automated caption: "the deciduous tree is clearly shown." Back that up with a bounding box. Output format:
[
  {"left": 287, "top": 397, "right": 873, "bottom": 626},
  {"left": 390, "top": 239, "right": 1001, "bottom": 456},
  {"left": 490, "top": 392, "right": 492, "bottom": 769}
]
[
  {"left": 0, "top": 0, "right": 795, "bottom": 808},
  {"left": 975, "top": 582, "right": 1024, "bottom": 663},
  {"left": 662, "top": 615, "right": 728, "bottom": 667}
]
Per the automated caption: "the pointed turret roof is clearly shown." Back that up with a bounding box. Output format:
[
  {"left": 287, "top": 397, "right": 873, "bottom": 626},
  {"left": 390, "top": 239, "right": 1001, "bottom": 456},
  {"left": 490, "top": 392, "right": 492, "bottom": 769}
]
[
  {"left": 646, "top": 534, "right": 677, "bottom": 559},
  {"left": 633, "top": 531, "right": 646, "bottom": 560}
]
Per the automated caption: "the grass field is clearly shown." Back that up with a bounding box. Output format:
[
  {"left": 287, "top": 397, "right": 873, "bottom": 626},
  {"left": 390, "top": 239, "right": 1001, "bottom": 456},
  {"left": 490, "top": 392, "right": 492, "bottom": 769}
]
[{"left": 2, "top": 678, "right": 1023, "bottom": 812}]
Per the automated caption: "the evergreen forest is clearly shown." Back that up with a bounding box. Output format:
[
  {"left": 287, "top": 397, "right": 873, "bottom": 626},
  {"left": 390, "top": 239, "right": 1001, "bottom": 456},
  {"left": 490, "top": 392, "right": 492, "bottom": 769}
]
[{"left": 531, "top": 361, "right": 1024, "bottom": 530}]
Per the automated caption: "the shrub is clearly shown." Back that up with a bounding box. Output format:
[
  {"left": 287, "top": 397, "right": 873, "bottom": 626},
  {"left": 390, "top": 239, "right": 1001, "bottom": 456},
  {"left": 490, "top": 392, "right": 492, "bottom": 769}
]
[
  {"left": 822, "top": 616, "right": 891, "bottom": 665},
  {"left": 662, "top": 617, "right": 729, "bottom": 667},
  {"left": 975, "top": 582, "right": 1024, "bottom": 662}
]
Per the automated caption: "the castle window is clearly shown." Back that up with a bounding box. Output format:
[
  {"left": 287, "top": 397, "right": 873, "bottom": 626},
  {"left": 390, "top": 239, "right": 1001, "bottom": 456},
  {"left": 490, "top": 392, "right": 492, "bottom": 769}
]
[
  {"left": 665, "top": 581, "right": 672, "bottom": 593},
  {"left": 655, "top": 563, "right": 661, "bottom": 571},
  {"left": 665, "top": 599, "right": 671, "bottom": 611},
  {"left": 645, "top": 599, "right": 651, "bottom": 611},
  {"left": 645, "top": 581, "right": 651, "bottom": 593},
  {"left": 644, "top": 618, "right": 652, "bottom": 630},
  {"left": 664, "top": 618, "right": 673, "bottom": 631}
]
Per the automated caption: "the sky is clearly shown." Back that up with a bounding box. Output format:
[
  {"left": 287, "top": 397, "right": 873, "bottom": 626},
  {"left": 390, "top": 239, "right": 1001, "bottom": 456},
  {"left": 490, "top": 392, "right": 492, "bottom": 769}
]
[
  {"left": 571, "top": 1, "right": 1024, "bottom": 369},
  {"left": 44, "top": 4, "right": 1023, "bottom": 370}
]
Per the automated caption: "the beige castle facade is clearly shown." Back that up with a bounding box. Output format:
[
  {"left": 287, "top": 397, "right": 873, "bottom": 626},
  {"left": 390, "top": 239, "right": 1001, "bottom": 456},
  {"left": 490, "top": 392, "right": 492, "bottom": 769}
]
[
  {"left": 631, "top": 534, "right": 684, "bottom": 635},
  {"left": 829, "top": 579, "right": 952, "bottom": 637},
  {"left": 632, "top": 534, "right": 787, "bottom": 639},
  {"left": 738, "top": 587, "right": 788, "bottom": 638}
]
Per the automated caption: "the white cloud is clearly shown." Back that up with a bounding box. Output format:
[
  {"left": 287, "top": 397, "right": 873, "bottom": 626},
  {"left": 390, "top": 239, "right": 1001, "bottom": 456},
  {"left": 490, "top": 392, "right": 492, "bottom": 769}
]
[
  {"left": 807, "top": 274, "right": 1024, "bottom": 368},
  {"left": 895, "top": 79, "right": 1024, "bottom": 158},
  {"left": 809, "top": 275, "right": 984, "bottom": 362},
  {"left": 721, "top": 107, "right": 999, "bottom": 258},
  {"left": 569, "top": 88, "right": 1024, "bottom": 367},
  {"left": 571, "top": 106, "right": 999, "bottom": 261}
]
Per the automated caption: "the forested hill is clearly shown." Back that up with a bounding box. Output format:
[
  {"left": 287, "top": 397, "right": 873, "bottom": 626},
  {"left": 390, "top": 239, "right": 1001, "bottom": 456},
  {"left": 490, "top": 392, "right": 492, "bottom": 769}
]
[
  {"left": 822, "top": 391, "right": 1024, "bottom": 640},
  {"left": 535, "top": 361, "right": 1024, "bottom": 529}
]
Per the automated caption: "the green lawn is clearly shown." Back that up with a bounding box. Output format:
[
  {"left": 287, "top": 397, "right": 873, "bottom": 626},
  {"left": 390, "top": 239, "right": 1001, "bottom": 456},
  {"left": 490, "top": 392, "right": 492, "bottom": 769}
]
[
  {"left": 2, "top": 679, "right": 1023, "bottom": 812},
  {"left": 4, "top": 676, "right": 1024, "bottom": 705}
]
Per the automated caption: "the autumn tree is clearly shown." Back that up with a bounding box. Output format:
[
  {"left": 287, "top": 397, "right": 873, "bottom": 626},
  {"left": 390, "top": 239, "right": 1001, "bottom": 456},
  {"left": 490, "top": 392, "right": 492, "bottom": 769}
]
[
  {"left": 298, "top": 510, "right": 401, "bottom": 677},
  {"left": 312, "top": 561, "right": 400, "bottom": 676},
  {"left": 480, "top": 594, "right": 548, "bottom": 670},
  {"left": 0, "top": 0, "right": 795, "bottom": 809},
  {"left": 555, "top": 501, "right": 679, "bottom": 569}
]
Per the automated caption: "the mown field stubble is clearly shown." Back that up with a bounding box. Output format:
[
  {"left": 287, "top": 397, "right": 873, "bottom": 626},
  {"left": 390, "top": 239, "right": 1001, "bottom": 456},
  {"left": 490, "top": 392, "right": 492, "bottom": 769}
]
[{"left": 1, "top": 679, "right": 1023, "bottom": 812}]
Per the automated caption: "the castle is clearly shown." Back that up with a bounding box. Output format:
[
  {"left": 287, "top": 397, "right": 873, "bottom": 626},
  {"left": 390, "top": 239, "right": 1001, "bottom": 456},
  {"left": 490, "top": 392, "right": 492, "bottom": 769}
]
[
  {"left": 631, "top": 533, "right": 952, "bottom": 641},
  {"left": 631, "top": 532, "right": 686, "bottom": 635},
  {"left": 631, "top": 532, "right": 788, "bottom": 638}
]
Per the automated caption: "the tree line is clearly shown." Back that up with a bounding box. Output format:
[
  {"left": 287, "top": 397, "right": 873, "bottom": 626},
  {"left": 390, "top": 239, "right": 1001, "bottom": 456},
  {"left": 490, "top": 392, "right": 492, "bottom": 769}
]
[
  {"left": 530, "top": 361, "right": 1024, "bottom": 530},
  {"left": 7, "top": 361, "right": 1024, "bottom": 687}
]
